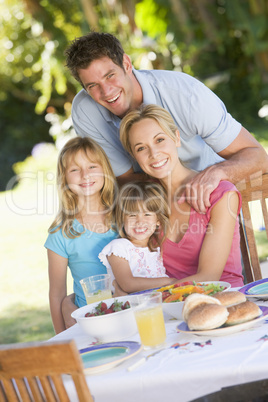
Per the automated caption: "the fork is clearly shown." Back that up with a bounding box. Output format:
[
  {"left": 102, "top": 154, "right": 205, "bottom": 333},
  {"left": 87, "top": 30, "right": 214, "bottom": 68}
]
[{"left": 127, "top": 347, "right": 166, "bottom": 371}]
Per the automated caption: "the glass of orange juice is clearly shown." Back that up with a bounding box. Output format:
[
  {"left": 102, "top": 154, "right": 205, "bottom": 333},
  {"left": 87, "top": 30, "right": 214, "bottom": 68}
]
[
  {"left": 80, "top": 274, "right": 112, "bottom": 304},
  {"left": 131, "top": 292, "right": 166, "bottom": 350}
]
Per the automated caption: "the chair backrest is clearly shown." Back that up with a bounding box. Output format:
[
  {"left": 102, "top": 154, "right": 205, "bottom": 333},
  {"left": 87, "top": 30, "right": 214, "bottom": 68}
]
[
  {"left": 0, "top": 339, "right": 94, "bottom": 402},
  {"left": 237, "top": 173, "right": 268, "bottom": 283}
]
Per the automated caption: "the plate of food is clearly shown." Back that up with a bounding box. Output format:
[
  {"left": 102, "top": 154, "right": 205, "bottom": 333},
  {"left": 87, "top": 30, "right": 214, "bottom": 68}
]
[
  {"left": 177, "top": 306, "right": 268, "bottom": 336},
  {"left": 80, "top": 341, "right": 142, "bottom": 374},
  {"left": 131, "top": 281, "right": 230, "bottom": 320},
  {"left": 176, "top": 291, "right": 268, "bottom": 336},
  {"left": 159, "top": 281, "right": 230, "bottom": 320},
  {"left": 239, "top": 278, "right": 268, "bottom": 299}
]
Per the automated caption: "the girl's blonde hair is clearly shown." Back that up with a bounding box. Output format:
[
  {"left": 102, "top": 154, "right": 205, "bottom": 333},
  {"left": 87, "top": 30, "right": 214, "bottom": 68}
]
[
  {"left": 120, "top": 104, "right": 178, "bottom": 157},
  {"left": 49, "top": 137, "right": 116, "bottom": 238},
  {"left": 115, "top": 181, "right": 169, "bottom": 251}
]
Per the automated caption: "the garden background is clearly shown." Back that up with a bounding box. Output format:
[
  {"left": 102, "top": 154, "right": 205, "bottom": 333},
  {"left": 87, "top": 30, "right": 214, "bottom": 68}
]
[{"left": 1, "top": 0, "right": 268, "bottom": 344}]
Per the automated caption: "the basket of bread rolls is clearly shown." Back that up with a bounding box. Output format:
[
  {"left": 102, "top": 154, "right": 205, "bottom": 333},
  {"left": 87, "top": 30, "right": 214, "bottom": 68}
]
[{"left": 181, "top": 291, "right": 262, "bottom": 331}]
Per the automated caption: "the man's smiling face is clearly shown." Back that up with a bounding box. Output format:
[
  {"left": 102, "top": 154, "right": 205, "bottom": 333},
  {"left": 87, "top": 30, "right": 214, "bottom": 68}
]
[{"left": 78, "top": 55, "right": 137, "bottom": 118}]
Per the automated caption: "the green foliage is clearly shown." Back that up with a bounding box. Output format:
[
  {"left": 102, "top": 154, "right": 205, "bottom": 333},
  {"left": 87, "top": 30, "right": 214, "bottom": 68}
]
[
  {"left": 0, "top": 0, "right": 83, "bottom": 111},
  {"left": 0, "top": 0, "right": 82, "bottom": 190},
  {"left": 0, "top": 93, "right": 52, "bottom": 190},
  {"left": 135, "top": 0, "right": 268, "bottom": 125},
  {"left": 135, "top": 0, "right": 168, "bottom": 38}
]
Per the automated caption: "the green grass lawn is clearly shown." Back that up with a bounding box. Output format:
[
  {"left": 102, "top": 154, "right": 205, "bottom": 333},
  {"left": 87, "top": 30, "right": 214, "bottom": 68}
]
[
  {"left": 0, "top": 188, "right": 55, "bottom": 343},
  {"left": 0, "top": 146, "right": 72, "bottom": 344},
  {"left": 1, "top": 134, "right": 267, "bottom": 345}
]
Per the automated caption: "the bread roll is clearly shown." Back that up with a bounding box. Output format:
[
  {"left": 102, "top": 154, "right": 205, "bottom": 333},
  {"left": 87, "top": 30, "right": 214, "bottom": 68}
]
[
  {"left": 182, "top": 293, "right": 221, "bottom": 322},
  {"left": 187, "top": 304, "right": 229, "bottom": 330},
  {"left": 213, "top": 291, "right": 246, "bottom": 307},
  {"left": 225, "top": 300, "right": 262, "bottom": 326}
]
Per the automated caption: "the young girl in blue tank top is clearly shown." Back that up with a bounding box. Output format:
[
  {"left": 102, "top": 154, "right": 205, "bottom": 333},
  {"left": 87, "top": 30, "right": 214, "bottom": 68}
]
[{"left": 45, "top": 137, "right": 117, "bottom": 334}]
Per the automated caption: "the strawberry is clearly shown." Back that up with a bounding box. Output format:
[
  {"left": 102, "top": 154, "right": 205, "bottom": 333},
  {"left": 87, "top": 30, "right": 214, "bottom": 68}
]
[
  {"left": 84, "top": 299, "right": 130, "bottom": 317},
  {"left": 112, "top": 300, "right": 124, "bottom": 312},
  {"left": 123, "top": 301, "right": 130, "bottom": 309},
  {"left": 85, "top": 312, "right": 95, "bottom": 317},
  {"left": 99, "top": 302, "right": 108, "bottom": 312},
  {"left": 104, "top": 308, "right": 113, "bottom": 314},
  {"left": 95, "top": 301, "right": 108, "bottom": 314}
]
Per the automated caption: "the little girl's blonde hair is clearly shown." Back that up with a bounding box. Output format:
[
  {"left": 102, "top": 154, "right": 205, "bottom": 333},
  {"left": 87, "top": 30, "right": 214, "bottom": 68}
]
[
  {"left": 115, "top": 181, "right": 169, "bottom": 251},
  {"left": 49, "top": 137, "right": 117, "bottom": 238}
]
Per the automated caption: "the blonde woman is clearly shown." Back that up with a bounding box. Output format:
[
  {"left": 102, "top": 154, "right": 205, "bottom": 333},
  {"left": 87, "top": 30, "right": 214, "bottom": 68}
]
[
  {"left": 120, "top": 104, "right": 244, "bottom": 287},
  {"left": 45, "top": 137, "right": 118, "bottom": 334}
]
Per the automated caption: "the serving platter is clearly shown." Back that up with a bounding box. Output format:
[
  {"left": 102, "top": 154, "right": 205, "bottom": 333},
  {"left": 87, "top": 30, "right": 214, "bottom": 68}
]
[
  {"left": 176, "top": 306, "right": 268, "bottom": 337},
  {"left": 239, "top": 278, "right": 268, "bottom": 299},
  {"left": 80, "top": 341, "right": 142, "bottom": 374}
]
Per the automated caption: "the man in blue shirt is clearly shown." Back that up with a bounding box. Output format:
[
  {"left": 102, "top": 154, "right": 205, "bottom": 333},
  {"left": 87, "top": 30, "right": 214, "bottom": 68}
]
[{"left": 65, "top": 32, "right": 268, "bottom": 214}]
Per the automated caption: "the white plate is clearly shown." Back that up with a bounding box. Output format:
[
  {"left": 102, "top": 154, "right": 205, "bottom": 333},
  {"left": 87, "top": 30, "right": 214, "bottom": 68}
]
[
  {"left": 80, "top": 341, "right": 142, "bottom": 374},
  {"left": 239, "top": 278, "right": 268, "bottom": 299},
  {"left": 162, "top": 281, "right": 231, "bottom": 320},
  {"left": 176, "top": 306, "right": 268, "bottom": 336}
]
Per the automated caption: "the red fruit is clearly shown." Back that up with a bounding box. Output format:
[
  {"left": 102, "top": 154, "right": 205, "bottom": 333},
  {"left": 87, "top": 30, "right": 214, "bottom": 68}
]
[
  {"left": 85, "top": 312, "right": 95, "bottom": 317},
  {"left": 123, "top": 301, "right": 130, "bottom": 310},
  {"left": 95, "top": 301, "right": 108, "bottom": 314},
  {"left": 104, "top": 308, "right": 113, "bottom": 314},
  {"left": 100, "top": 302, "right": 108, "bottom": 312}
]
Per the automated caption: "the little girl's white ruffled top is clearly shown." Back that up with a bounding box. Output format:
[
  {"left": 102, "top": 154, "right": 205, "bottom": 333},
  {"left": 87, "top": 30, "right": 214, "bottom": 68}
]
[{"left": 99, "top": 238, "right": 168, "bottom": 290}]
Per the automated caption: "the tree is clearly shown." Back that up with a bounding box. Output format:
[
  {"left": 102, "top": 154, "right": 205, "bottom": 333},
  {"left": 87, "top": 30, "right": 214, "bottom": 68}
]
[{"left": 136, "top": 0, "right": 268, "bottom": 125}]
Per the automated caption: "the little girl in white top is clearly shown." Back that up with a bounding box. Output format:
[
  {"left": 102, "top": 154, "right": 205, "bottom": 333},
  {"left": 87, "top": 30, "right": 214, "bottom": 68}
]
[{"left": 99, "top": 181, "right": 177, "bottom": 293}]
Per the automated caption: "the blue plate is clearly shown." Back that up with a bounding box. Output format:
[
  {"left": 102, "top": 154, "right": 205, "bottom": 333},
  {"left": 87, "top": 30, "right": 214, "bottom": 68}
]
[
  {"left": 130, "top": 287, "right": 160, "bottom": 295},
  {"left": 239, "top": 278, "right": 268, "bottom": 298},
  {"left": 80, "top": 341, "right": 142, "bottom": 374}
]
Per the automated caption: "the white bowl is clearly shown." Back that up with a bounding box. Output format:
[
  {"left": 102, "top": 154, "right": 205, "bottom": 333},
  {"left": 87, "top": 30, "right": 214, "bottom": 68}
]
[
  {"left": 71, "top": 295, "right": 138, "bottom": 342},
  {"left": 162, "top": 301, "right": 184, "bottom": 320}
]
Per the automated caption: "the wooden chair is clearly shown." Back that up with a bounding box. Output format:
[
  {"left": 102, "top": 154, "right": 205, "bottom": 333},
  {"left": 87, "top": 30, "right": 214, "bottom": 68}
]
[
  {"left": 237, "top": 173, "right": 268, "bottom": 283},
  {"left": 0, "top": 339, "right": 94, "bottom": 402}
]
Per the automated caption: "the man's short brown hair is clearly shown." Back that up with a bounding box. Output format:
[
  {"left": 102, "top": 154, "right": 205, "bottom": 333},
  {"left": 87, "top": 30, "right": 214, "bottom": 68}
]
[{"left": 65, "top": 32, "right": 125, "bottom": 85}]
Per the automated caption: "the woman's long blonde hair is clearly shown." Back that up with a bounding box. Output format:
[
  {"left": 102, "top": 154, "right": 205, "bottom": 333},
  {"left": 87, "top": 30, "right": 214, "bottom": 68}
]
[
  {"left": 49, "top": 137, "right": 117, "bottom": 238},
  {"left": 120, "top": 104, "right": 179, "bottom": 157},
  {"left": 115, "top": 181, "right": 169, "bottom": 251}
]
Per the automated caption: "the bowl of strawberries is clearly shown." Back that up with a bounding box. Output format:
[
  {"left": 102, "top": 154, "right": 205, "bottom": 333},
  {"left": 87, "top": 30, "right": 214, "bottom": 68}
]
[{"left": 71, "top": 296, "right": 138, "bottom": 342}]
